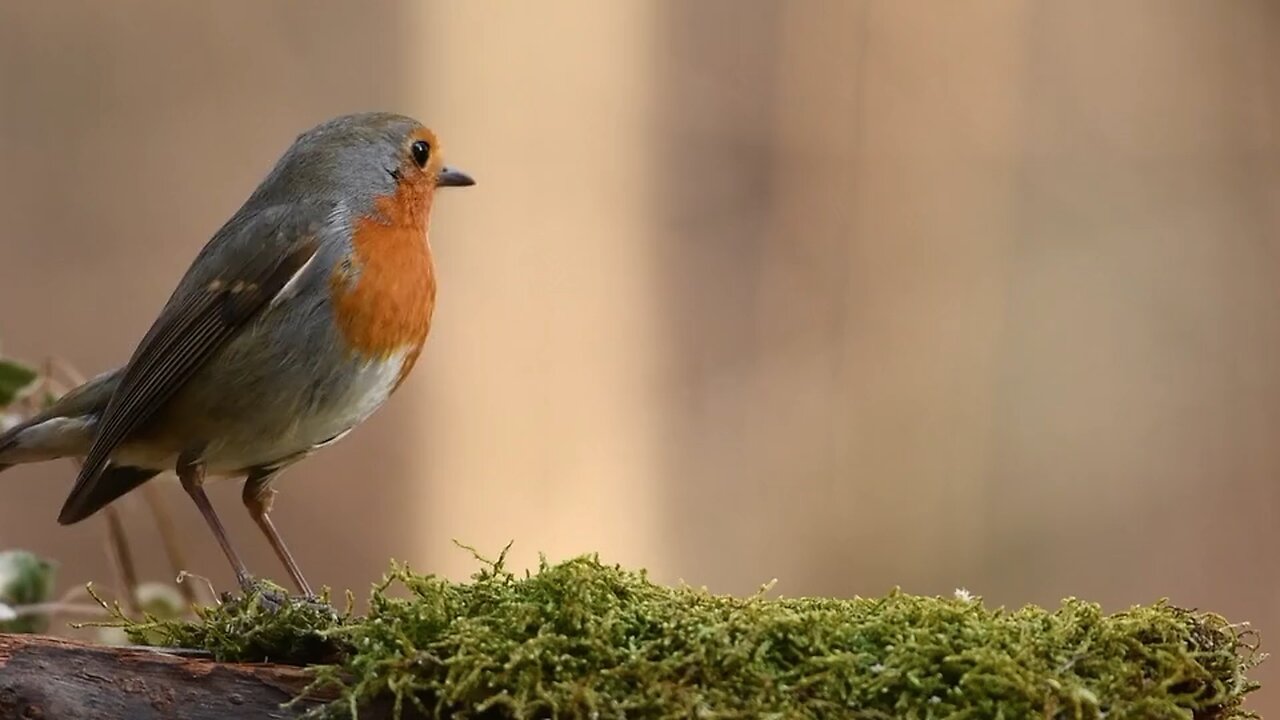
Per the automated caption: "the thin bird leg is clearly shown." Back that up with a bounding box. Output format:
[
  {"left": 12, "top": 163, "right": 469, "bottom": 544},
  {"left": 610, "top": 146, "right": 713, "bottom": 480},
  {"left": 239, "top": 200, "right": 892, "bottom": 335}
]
[
  {"left": 243, "top": 471, "right": 314, "bottom": 597},
  {"left": 176, "top": 456, "right": 254, "bottom": 591}
]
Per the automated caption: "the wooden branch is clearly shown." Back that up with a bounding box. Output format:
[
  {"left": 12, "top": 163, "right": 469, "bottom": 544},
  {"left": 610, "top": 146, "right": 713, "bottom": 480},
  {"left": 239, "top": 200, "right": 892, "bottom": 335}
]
[{"left": 0, "top": 633, "right": 343, "bottom": 719}]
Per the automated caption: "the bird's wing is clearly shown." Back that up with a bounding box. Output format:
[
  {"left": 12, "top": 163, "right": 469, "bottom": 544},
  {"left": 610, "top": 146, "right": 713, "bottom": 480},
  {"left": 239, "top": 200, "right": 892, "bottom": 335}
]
[{"left": 59, "top": 203, "right": 329, "bottom": 523}]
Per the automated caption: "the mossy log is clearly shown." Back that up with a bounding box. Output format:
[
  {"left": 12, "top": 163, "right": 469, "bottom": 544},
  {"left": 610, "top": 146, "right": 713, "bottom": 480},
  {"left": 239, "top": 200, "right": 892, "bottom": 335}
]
[
  {"left": 0, "top": 554, "right": 1264, "bottom": 719},
  {"left": 0, "top": 633, "right": 337, "bottom": 719}
]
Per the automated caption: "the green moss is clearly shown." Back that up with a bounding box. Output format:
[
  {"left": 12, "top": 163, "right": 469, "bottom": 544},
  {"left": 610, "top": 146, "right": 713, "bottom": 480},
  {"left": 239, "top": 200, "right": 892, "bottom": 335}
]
[
  {"left": 117, "top": 578, "right": 349, "bottom": 665},
  {"left": 100, "top": 548, "right": 1262, "bottom": 719}
]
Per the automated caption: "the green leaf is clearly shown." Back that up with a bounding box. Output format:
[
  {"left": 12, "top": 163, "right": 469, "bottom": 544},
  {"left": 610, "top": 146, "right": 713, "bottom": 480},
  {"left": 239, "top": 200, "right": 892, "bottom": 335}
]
[
  {"left": 0, "top": 359, "right": 38, "bottom": 408},
  {"left": 0, "top": 550, "right": 58, "bottom": 633}
]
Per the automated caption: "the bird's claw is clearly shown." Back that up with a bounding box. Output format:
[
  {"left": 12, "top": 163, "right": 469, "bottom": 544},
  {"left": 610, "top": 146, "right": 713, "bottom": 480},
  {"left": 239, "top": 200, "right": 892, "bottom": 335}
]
[{"left": 219, "top": 577, "right": 337, "bottom": 619}]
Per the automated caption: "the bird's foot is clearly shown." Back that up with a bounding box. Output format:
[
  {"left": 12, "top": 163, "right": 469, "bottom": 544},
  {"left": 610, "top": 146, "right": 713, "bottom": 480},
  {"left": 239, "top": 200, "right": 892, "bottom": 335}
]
[
  {"left": 203, "top": 576, "right": 345, "bottom": 664},
  {"left": 221, "top": 576, "right": 286, "bottom": 611},
  {"left": 221, "top": 576, "right": 337, "bottom": 620}
]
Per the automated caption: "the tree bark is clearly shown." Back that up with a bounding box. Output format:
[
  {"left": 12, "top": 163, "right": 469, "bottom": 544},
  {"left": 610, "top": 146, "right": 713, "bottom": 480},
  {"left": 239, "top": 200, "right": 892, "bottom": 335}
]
[{"left": 0, "top": 633, "right": 339, "bottom": 719}]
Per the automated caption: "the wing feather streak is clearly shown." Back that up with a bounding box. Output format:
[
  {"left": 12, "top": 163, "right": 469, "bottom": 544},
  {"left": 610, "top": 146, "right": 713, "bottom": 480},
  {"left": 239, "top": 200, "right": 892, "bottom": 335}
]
[{"left": 57, "top": 206, "right": 325, "bottom": 524}]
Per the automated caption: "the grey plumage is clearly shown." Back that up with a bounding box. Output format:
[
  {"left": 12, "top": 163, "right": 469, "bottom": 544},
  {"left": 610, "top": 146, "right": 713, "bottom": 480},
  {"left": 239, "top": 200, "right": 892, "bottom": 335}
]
[
  {"left": 0, "top": 111, "right": 471, "bottom": 595},
  {"left": 0, "top": 113, "right": 432, "bottom": 522}
]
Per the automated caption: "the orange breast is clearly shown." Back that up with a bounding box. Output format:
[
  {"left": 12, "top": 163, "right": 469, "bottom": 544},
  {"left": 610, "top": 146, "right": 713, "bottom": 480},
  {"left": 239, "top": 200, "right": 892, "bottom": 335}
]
[{"left": 329, "top": 182, "right": 437, "bottom": 390}]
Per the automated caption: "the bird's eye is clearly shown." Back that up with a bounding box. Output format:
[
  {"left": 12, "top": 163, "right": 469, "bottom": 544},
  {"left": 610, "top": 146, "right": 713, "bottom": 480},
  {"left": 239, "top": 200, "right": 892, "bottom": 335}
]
[{"left": 411, "top": 140, "right": 430, "bottom": 168}]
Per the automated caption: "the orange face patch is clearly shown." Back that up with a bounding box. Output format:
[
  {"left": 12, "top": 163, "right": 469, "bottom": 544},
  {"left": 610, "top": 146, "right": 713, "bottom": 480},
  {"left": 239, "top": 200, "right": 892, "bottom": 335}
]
[{"left": 328, "top": 143, "right": 439, "bottom": 390}]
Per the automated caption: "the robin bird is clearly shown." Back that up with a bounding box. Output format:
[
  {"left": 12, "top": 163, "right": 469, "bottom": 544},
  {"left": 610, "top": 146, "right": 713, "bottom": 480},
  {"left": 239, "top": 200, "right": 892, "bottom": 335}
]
[{"left": 0, "top": 112, "right": 473, "bottom": 597}]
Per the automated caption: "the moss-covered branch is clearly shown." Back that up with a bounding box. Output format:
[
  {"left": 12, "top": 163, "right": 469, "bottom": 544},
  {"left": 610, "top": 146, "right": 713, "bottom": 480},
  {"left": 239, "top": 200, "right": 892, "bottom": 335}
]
[{"left": 84, "top": 550, "right": 1262, "bottom": 719}]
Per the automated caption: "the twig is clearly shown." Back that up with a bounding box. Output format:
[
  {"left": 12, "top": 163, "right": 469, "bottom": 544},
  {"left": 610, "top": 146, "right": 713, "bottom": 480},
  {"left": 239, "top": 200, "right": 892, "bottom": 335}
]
[
  {"left": 143, "top": 483, "right": 203, "bottom": 606},
  {"left": 102, "top": 506, "right": 140, "bottom": 615},
  {"left": 52, "top": 583, "right": 95, "bottom": 607},
  {"left": 7, "top": 602, "right": 110, "bottom": 619},
  {"left": 57, "top": 444, "right": 139, "bottom": 615},
  {"left": 49, "top": 359, "right": 153, "bottom": 613},
  {"left": 38, "top": 357, "right": 206, "bottom": 611},
  {"left": 48, "top": 355, "right": 85, "bottom": 386},
  {"left": 176, "top": 571, "right": 218, "bottom": 607}
]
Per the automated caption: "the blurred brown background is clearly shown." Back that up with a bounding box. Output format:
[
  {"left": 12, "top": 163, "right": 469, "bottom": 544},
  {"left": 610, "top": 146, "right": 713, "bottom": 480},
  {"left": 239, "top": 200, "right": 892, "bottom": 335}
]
[{"left": 1, "top": 0, "right": 1278, "bottom": 713}]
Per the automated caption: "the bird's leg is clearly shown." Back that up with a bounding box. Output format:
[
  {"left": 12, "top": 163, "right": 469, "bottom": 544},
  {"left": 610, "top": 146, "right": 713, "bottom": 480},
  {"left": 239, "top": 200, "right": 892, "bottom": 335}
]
[
  {"left": 176, "top": 454, "right": 254, "bottom": 591},
  {"left": 243, "top": 470, "right": 314, "bottom": 597}
]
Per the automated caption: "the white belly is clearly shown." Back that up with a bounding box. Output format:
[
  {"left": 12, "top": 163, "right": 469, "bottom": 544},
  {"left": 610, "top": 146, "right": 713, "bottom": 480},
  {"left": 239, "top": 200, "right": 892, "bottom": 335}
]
[{"left": 117, "top": 348, "right": 410, "bottom": 476}]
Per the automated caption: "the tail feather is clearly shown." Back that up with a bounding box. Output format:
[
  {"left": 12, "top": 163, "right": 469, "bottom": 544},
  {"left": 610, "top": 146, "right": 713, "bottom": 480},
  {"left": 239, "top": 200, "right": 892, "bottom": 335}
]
[
  {"left": 0, "top": 416, "right": 40, "bottom": 467},
  {"left": 57, "top": 465, "right": 161, "bottom": 524},
  {"left": 0, "top": 416, "right": 95, "bottom": 467},
  {"left": 0, "top": 368, "right": 120, "bottom": 471},
  {"left": 1, "top": 368, "right": 168, "bottom": 523},
  {"left": 1, "top": 367, "right": 164, "bottom": 523}
]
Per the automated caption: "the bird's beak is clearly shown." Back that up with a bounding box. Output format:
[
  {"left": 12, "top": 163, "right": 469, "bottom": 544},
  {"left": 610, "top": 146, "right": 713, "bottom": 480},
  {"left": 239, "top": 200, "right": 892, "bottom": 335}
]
[{"left": 437, "top": 166, "right": 476, "bottom": 188}]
